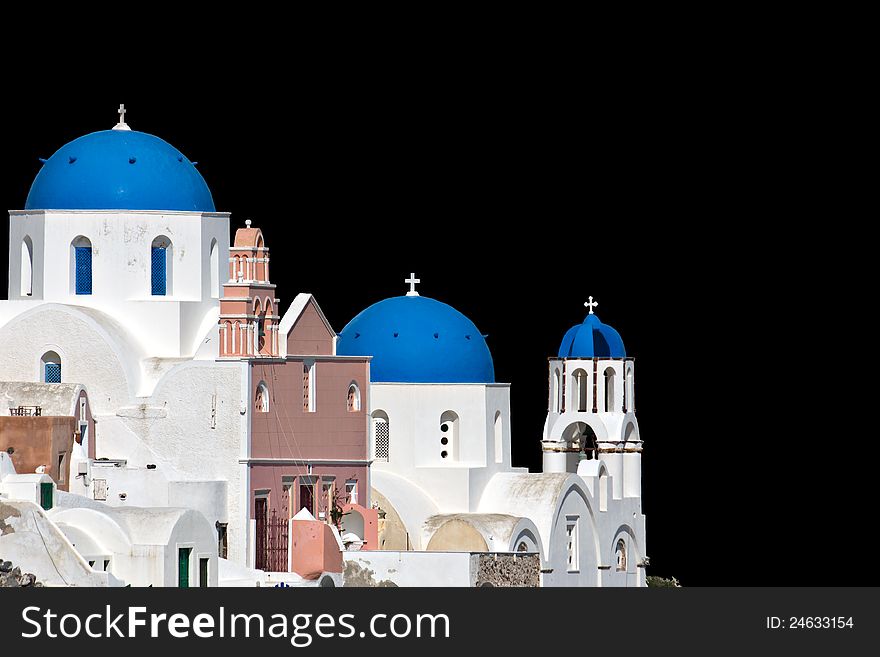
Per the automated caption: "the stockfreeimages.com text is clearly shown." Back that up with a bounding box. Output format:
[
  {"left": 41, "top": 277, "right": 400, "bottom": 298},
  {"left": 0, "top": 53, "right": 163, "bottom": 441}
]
[{"left": 21, "top": 606, "right": 450, "bottom": 647}]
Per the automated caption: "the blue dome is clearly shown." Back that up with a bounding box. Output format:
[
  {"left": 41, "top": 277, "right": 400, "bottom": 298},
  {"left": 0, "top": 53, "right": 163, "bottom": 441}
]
[
  {"left": 25, "top": 129, "right": 215, "bottom": 212},
  {"left": 558, "top": 313, "right": 626, "bottom": 358},
  {"left": 337, "top": 296, "right": 495, "bottom": 383}
]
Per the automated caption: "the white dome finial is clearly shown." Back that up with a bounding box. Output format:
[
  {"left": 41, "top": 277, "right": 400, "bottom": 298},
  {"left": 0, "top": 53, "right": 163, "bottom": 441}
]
[
  {"left": 113, "top": 103, "right": 131, "bottom": 131},
  {"left": 405, "top": 272, "right": 420, "bottom": 297},
  {"left": 584, "top": 296, "right": 598, "bottom": 314},
  {"left": 245, "top": 219, "right": 252, "bottom": 228}
]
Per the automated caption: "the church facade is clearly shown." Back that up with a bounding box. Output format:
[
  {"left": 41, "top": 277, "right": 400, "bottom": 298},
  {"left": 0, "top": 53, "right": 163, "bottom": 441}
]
[
  {"left": 337, "top": 287, "right": 647, "bottom": 586},
  {"left": 0, "top": 109, "right": 646, "bottom": 586}
]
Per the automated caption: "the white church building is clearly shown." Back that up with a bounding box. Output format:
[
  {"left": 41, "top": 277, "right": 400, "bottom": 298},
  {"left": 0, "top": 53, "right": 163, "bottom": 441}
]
[
  {"left": 0, "top": 108, "right": 647, "bottom": 587},
  {"left": 337, "top": 285, "right": 647, "bottom": 586}
]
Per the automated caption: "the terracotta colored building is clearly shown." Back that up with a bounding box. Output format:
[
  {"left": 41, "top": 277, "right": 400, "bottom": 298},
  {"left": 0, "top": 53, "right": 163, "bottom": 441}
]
[
  {"left": 0, "top": 383, "right": 95, "bottom": 492},
  {"left": 219, "top": 222, "right": 374, "bottom": 571}
]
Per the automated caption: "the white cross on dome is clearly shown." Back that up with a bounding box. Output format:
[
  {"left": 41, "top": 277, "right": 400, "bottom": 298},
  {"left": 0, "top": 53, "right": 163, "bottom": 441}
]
[{"left": 405, "top": 273, "right": 420, "bottom": 297}]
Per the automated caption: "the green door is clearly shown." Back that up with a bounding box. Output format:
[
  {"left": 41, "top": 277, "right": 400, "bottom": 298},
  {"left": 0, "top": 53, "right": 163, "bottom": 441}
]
[
  {"left": 178, "top": 548, "right": 192, "bottom": 588},
  {"left": 40, "top": 482, "right": 53, "bottom": 510}
]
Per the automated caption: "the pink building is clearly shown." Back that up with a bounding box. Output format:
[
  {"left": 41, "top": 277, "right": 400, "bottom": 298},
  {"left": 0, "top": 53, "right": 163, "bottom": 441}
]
[{"left": 220, "top": 222, "right": 374, "bottom": 572}]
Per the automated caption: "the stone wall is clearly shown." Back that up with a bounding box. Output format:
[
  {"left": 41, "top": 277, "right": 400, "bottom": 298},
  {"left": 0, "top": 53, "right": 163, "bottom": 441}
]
[
  {"left": 471, "top": 553, "right": 540, "bottom": 587},
  {"left": 0, "top": 557, "right": 43, "bottom": 587}
]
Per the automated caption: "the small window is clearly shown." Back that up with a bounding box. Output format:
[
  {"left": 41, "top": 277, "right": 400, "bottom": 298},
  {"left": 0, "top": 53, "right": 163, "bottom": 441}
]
[
  {"left": 566, "top": 516, "right": 579, "bottom": 572},
  {"left": 41, "top": 351, "right": 61, "bottom": 383},
  {"left": 625, "top": 365, "right": 634, "bottom": 412},
  {"left": 151, "top": 236, "right": 172, "bottom": 296},
  {"left": 255, "top": 381, "right": 269, "bottom": 413},
  {"left": 210, "top": 238, "right": 219, "bottom": 299},
  {"left": 217, "top": 522, "right": 228, "bottom": 559},
  {"left": 372, "top": 411, "right": 389, "bottom": 462},
  {"left": 573, "top": 369, "right": 588, "bottom": 412},
  {"left": 321, "top": 481, "right": 334, "bottom": 520},
  {"left": 604, "top": 367, "right": 616, "bottom": 412},
  {"left": 57, "top": 452, "right": 66, "bottom": 484},
  {"left": 21, "top": 236, "right": 33, "bottom": 297},
  {"left": 440, "top": 410, "right": 459, "bottom": 460},
  {"left": 553, "top": 368, "right": 561, "bottom": 412},
  {"left": 347, "top": 383, "right": 361, "bottom": 412},
  {"left": 493, "top": 410, "right": 503, "bottom": 463},
  {"left": 616, "top": 539, "right": 627, "bottom": 572},
  {"left": 72, "top": 236, "right": 92, "bottom": 295},
  {"left": 303, "top": 361, "right": 316, "bottom": 412},
  {"left": 345, "top": 479, "right": 358, "bottom": 506}
]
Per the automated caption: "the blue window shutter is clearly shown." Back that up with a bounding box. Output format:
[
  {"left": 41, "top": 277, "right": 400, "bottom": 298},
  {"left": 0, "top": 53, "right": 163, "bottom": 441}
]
[
  {"left": 45, "top": 363, "right": 61, "bottom": 383},
  {"left": 75, "top": 247, "right": 92, "bottom": 295},
  {"left": 151, "top": 247, "right": 166, "bottom": 296}
]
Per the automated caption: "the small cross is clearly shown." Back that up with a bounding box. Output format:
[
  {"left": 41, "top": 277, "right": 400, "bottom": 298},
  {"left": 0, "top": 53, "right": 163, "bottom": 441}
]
[
  {"left": 113, "top": 103, "right": 131, "bottom": 131},
  {"left": 405, "top": 272, "right": 421, "bottom": 296},
  {"left": 584, "top": 296, "right": 598, "bottom": 314},
  {"left": 245, "top": 219, "right": 252, "bottom": 228}
]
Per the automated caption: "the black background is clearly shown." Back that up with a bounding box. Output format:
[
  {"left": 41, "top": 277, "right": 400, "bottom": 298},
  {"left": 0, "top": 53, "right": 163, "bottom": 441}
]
[{"left": 0, "top": 85, "right": 858, "bottom": 587}]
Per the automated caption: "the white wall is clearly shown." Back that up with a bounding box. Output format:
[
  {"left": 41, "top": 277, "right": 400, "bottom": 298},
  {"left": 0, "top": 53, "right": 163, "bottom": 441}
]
[
  {"left": 369, "top": 382, "right": 519, "bottom": 514},
  {"left": 0, "top": 500, "right": 115, "bottom": 586},
  {"left": 6, "top": 210, "right": 229, "bottom": 357},
  {"left": 344, "top": 551, "right": 474, "bottom": 587},
  {"left": 99, "top": 360, "right": 247, "bottom": 564},
  {"left": 50, "top": 505, "right": 218, "bottom": 587}
]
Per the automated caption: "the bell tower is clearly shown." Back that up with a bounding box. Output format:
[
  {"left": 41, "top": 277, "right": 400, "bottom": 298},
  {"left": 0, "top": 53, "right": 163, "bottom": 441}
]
[
  {"left": 219, "top": 220, "right": 280, "bottom": 358},
  {"left": 541, "top": 298, "right": 642, "bottom": 500}
]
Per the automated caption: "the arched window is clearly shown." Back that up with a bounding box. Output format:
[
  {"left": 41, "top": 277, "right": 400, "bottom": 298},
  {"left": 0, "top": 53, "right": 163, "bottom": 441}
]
[
  {"left": 553, "top": 368, "right": 561, "bottom": 413},
  {"left": 254, "top": 298, "right": 264, "bottom": 353},
  {"left": 599, "top": 470, "right": 608, "bottom": 511},
  {"left": 21, "top": 236, "right": 33, "bottom": 297},
  {"left": 41, "top": 351, "right": 61, "bottom": 383},
  {"left": 151, "top": 236, "right": 172, "bottom": 296},
  {"left": 615, "top": 539, "right": 627, "bottom": 572},
  {"left": 347, "top": 383, "right": 361, "bottom": 412},
  {"left": 223, "top": 320, "right": 232, "bottom": 355},
  {"left": 625, "top": 365, "right": 634, "bottom": 412},
  {"left": 440, "top": 410, "right": 460, "bottom": 460},
  {"left": 255, "top": 381, "right": 269, "bottom": 413},
  {"left": 563, "top": 422, "right": 597, "bottom": 458},
  {"left": 261, "top": 299, "right": 273, "bottom": 355},
  {"left": 210, "top": 238, "right": 219, "bottom": 298},
  {"left": 573, "top": 368, "right": 588, "bottom": 412},
  {"left": 71, "top": 236, "right": 92, "bottom": 295},
  {"left": 303, "top": 360, "right": 316, "bottom": 412},
  {"left": 604, "top": 367, "right": 616, "bottom": 412},
  {"left": 372, "top": 410, "right": 389, "bottom": 461},
  {"left": 494, "top": 410, "right": 503, "bottom": 463}
]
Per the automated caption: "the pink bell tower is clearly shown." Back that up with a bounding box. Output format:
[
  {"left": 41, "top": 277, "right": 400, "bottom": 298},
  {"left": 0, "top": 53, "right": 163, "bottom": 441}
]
[{"left": 219, "top": 220, "right": 280, "bottom": 358}]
